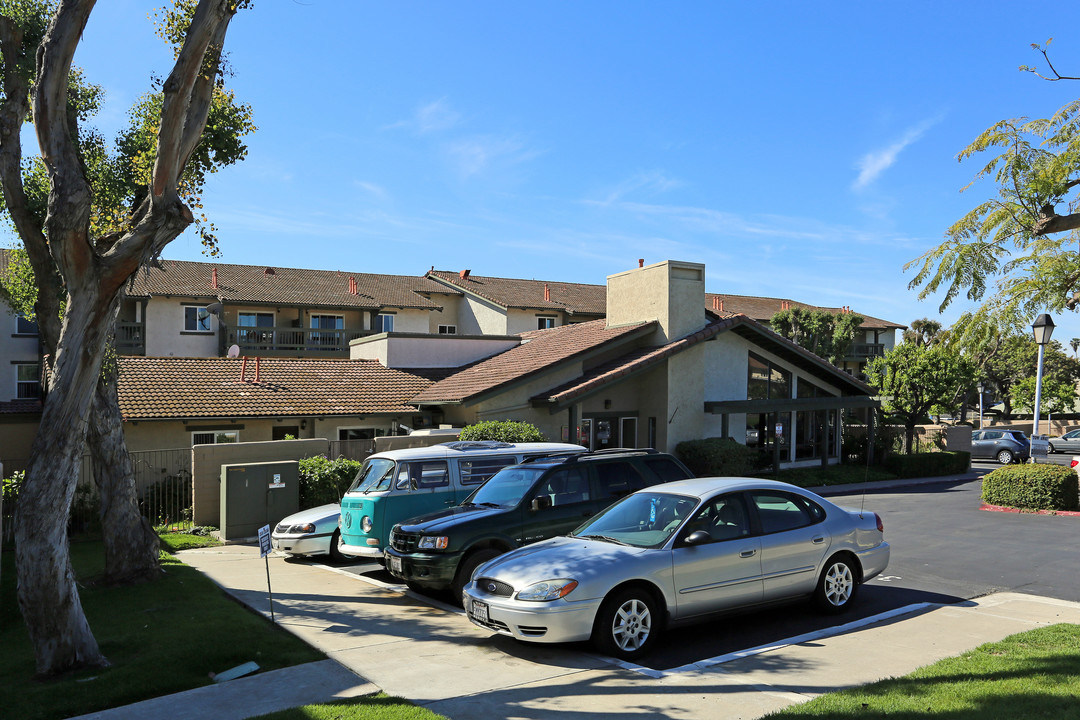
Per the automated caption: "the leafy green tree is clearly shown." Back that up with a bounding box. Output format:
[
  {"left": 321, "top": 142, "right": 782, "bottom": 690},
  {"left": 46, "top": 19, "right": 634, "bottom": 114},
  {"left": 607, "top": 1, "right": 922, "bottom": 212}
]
[
  {"left": 1071, "top": 337, "right": 1079, "bottom": 357},
  {"left": 903, "top": 317, "right": 944, "bottom": 347},
  {"left": 979, "top": 336, "right": 1080, "bottom": 417},
  {"left": 0, "top": 0, "right": 250, "bottom": 676},
  {"left": 865, "top": 343, "right": 978, "bottom": 454},
  {"left": 767, "top": 307, "right": 864, "bottom": 366},
  {"left": 906, "top": 44, "right": 1080, "bottom": 349},
  {"left": 1009, "top": 376, "right": 1078, "bottom": 417}
]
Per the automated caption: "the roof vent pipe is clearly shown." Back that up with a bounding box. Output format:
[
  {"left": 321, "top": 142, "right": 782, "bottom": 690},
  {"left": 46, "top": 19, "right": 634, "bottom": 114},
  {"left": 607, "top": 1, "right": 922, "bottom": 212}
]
[
  {"left": 638, "top": 258, "right": 644, "bottom": 268},
  {"left": 544, "top": 283, "right": 550, "bottom": 301},
  {"left": 239, "top": 356, "right": 247, "bottom": 382},
  {"left": 211, "top": 268, "right": 218, "bottom": 289},
  {"left": 349, "top": 277, "right": 357, "bottom": 295},
  {"left": 254, "top": 356, "right": 261, "bottom": 383}
]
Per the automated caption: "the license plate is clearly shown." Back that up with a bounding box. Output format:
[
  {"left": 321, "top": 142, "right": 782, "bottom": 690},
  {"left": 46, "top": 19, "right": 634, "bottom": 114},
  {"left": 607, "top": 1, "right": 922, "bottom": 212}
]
[
  {"left": 389, "top": 554, "right": 402, "bottom": 575},
  {"left": 469, "top": 599, "right": 489, "bottom": 624}
]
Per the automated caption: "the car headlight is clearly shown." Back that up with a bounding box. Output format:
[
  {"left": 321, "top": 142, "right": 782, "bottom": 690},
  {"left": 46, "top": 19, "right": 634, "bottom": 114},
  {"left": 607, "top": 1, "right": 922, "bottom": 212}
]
[
  {"left": 293, "top": 523, "right": 316, "bottom": 535},
  {"left": 516, "top": 579, "right": 578, "bottom": 602},
  {"left": 418, "top": 536, "right": 449, "bottom": 550},
  {"left": 360, "top": 515, "right": 373, "bottom": 533}
]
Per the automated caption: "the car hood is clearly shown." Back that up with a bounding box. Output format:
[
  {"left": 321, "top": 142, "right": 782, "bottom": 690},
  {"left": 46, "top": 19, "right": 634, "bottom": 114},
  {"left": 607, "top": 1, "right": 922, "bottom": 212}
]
[
  {"left": 398, "top": 504, "right": 510, "bottom": 533},
  {"left": 476, "top": 535, "right": 649, "bottom": 585},
  {"left": 276, "top": 502, "right": 339, "bottom": 526}
]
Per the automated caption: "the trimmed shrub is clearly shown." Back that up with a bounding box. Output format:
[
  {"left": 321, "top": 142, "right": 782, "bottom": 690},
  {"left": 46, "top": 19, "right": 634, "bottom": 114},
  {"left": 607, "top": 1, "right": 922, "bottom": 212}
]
[
  {"left": 458, "top": 420, "right": 546, "bottom": 443},
  {"left": 675, "top": 437, "right": 760, "bottom": 477},
  {"left": 298, "top": 456, "right": 363, "bottom": 509},
  {"left": 882, "top": 451, "right": 970, "bottom": 479},
  {"left": 981, "top": 464, "right": 1079, "bottom": 511}
]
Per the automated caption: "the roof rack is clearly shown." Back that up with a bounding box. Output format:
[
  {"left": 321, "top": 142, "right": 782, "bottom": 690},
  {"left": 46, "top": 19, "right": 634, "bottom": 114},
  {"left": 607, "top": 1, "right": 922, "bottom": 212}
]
[{"left": 439, "top": 441, "right": 514, "bottom": 451}]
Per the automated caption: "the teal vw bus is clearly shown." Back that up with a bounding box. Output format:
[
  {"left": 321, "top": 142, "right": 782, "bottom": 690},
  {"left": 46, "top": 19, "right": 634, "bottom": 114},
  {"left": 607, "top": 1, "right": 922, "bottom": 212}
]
[{"left": 338, "top": 441, "right": 584, "bottom": 560}]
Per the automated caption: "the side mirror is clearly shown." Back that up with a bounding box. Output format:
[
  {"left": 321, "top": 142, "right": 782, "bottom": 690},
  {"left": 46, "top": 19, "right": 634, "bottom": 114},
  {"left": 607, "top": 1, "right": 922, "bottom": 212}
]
[
  {"left": 531, "top": 495, "right": 552, "bottom": 511},
  {"left": 681, "top": 530, "right": 711, "bottom": 546}
]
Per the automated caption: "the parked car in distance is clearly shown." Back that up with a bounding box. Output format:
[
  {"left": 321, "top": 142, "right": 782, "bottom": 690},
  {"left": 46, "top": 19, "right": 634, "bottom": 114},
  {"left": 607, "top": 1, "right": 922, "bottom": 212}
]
[
  {"left": 385, "top": 449, "right": 695, "bottom": 600},
  {"left": 970, "top": 429, "right": 1030, "bottom": 464},
  {"left": 272, "top": 503, "right": 354, "bottom": 562},
  {"left": 1048, "top": 428, "right": 1080, "bottom": 454},
  {"left": 338, "top": 441, "right": 586, "bottom": 560},
  {"left": 463, "top": 477, "right": 890, "bottom": 660}
]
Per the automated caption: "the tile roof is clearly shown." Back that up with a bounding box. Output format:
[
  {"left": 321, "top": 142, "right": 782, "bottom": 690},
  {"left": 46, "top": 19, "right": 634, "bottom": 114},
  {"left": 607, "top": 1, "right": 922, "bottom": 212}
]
[
  {"left": 410, "top": 319, "right": 654, "bottom": 404},
  {"left": 117, "top": 356, "right": 433, "bottom": 420},
  {"left": 0, "top": 399, "right": 42, "bottom": 414},
  {"left": 426, "top": 270, "right": 607, "bottom": 316},
  {"left": 127, "top": 259, "right": 457, "bottom": 311},
  {"left": 705, "top": 293, "right": 905, "bottom": 331}
]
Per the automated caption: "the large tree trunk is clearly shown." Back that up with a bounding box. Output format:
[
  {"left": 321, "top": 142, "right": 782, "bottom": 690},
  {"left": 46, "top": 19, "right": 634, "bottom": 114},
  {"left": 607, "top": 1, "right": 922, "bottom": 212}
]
[
  {"left": 15, "top": 289, "right": 119, "bottom": 675},
  {"left": 86, "top": 362, "right": 160, "bottom": 585}
]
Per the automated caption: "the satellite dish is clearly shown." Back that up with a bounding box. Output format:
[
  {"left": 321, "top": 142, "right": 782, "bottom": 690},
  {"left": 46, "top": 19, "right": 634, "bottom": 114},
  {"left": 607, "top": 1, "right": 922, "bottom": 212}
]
[
  {"left": 227, "top": 344, "right": 240, "bottom": 358},
  {"left": 197, "top": 308, "right": 210, "bottom": 321}
]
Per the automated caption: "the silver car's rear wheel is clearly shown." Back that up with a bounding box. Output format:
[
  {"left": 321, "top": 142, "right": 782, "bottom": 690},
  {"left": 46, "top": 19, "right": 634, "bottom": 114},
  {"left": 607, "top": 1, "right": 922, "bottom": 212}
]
[
  {"left": 593, "top": 588, "right": 660, "bottom": 660},
  {"left": 814, "top": 555, "right": 858, "bottom": 613},
  {"left": 996, "top": 449, "right": 1014, "bottom": 464}
]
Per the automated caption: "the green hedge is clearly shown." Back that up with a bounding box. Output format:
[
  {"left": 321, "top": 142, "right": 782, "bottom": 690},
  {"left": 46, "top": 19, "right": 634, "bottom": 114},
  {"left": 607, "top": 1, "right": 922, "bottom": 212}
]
[
  {"left": 298, "top": 456, "right": 363, "bottom": 509},
  {"left": 981, "top": 464, "right": 1079, "bottom": 511},
  {"left": 458, "top": 420, "right": 546, "bottom": 443},
  {"left": 882, "top": 451, "right": 970, "bottom": 479},
  {"left": 675, "top": 437, "right": 760, "bottom": 477}
]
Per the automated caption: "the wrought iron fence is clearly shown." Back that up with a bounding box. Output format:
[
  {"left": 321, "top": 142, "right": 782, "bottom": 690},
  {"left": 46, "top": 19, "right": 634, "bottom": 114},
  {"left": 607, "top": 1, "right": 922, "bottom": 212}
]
[{"left": 2, "top": 448, "right": 193, "bottom": 545}]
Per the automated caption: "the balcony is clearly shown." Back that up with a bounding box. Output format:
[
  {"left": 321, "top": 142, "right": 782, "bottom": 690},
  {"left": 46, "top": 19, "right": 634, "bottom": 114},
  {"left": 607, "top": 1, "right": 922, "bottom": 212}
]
[
  {"left": 225, "top": 326, "right": 373, "bottom": 357},
  {"left": 115, "top": 321, "right": 145, "bottom": 355},
  {"left": 848, "top": 343, "right": 885, "bottom": 359}
]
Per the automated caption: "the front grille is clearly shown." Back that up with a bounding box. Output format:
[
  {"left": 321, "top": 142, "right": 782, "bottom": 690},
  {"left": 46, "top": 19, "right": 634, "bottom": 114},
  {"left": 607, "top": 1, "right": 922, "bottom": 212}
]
[
  {"left": 475, "top": 577, "right": 514, "bottom": 597},
  {"left": 390, "top": 528, "right": 421, "bottom": 553}
]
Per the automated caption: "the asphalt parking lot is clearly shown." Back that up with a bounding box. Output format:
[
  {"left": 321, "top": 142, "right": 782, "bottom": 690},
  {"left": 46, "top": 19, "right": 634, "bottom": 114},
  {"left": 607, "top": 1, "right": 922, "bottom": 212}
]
[{"left": 306, "top": 468, "right": 1080, "bottom": 671}]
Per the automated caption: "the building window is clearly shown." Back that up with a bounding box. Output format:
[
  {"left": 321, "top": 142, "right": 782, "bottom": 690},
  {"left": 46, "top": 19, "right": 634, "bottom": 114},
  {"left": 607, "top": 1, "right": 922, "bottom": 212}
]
[
  {"left": 239, "top": 312, "right": 275, "bottom": 345},
  {"left": 192, "top": 430, "right": 239, "bottom": 445},
  {"left": 16, "top": 363, "right": 40, "bottom": 399},
  {"left": 183, "top": 306, "right": 212, "bottom": 332},
  {"left": 438, "top": 324, "right": 457, "bottom": 334},
  {"left": 311, "top": 314, "right": 344, "bottom": 346},
  {"left": 537, "top": 316, "right": 556, "bottom": 330},
  {"left": 747, "top": 352, "right": 791, "bottom": 401},
  {"left": 15, "top": 315, "right": 38, "bottom": 335},
  {"left": 375, "top": 313, "right": 395, "bottom": 333}
]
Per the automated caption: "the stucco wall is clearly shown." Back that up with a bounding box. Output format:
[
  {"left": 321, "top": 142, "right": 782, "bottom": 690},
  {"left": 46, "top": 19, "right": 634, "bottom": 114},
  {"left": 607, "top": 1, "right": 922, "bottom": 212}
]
[
  {"left": 606, "top": 260, "right": 706, "bottom": 344},
  {"left": 506, "top": 308, "right": 561, "bottom": 335},
  {"left": 143, "top": 297, "right": 220, "bottom": 357},
  {"left": 1, "top": 310, "right": 40, "bottom": 402},
  {"left": 461, "top": 296, "right": 508, "bottom": 335},
  {"left": 427, "top": 294, "right": 464, "bottom": 333},
  {"left": 350, "top": 334, "right": 520, "bottom": 369},
  {"left": 191, "top": 438, "right": 329, "bottom": 526}
]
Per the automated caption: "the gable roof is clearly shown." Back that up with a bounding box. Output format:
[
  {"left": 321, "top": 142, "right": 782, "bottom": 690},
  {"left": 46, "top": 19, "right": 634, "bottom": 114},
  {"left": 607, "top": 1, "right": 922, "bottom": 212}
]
[
  {"left": 117, "top": 356, "right": 433, "bottom": 420},
  {"left": 705, "top": 293, "right": 904, "bottom": 331},
  {"left": 530, "top": 314, "right": 874, "bottom": 411},
  {"left": 426, "top": 270, "right": 607, "bottom": 316},
  {"left": 410, "top": 319, "right": 655, "bottom": 405},
  {"left": 127, "top": 259, "right": 456, "bottom": 311}
]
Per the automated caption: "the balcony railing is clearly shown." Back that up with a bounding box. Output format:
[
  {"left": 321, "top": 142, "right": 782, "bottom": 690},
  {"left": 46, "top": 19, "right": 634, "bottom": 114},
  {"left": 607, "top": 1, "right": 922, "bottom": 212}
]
[
  {"left": 115, "top": 321, "right": 145, "bottom": 355},
  {"left": 226, "top": 326, "right": 372, "bottom": 356},
  {"left": 849, "top": 343, "right": 885, "bottom": 359}
]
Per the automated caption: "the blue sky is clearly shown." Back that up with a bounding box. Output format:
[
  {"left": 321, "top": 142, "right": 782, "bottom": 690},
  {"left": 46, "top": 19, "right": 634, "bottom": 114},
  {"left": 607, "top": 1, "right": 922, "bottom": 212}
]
[{"left": 21, "top": 2, "right": 1080, "bottom": 342}]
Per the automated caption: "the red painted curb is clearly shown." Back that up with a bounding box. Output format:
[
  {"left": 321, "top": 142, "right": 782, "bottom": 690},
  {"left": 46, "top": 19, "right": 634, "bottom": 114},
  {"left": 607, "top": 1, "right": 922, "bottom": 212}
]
[{"left": 980, "top": 503, "right": 1080, "bottom": 517}]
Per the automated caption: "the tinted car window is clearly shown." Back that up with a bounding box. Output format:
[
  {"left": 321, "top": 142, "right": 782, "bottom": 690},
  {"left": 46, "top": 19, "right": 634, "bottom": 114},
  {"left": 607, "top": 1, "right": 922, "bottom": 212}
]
[
  {"left": 750, "top": 491, "right": 816, "bottom": 534},
  {"left": 537, "top": 467, "right": 590, "bottom": 507},
  {"left": 682, "top": 494, "right": 751, "bottom": 543},
  {"left": 984, "top": 431, "right": 1003, "bottom": 440},
  {"left": 460, "top": 457, "right": 516, "bottom": 486},
  {"left": 594, "top": 462, "right": 647, "bottom": 500},
  {"left": 642, "top": 456, "right": 693, "bottom": 482},
  {"left": 397, "top": 461, "right": 449, "bottom": 490}
]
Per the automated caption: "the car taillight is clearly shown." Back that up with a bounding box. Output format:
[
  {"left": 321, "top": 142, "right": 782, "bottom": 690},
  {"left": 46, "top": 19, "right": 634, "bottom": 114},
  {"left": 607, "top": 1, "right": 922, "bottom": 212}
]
[
  {"left": 874, "top": 512, "right": 883, "bottom": 533},
  {"left": 1071, "top": 459, "right": 1079, "bottom": 469}
]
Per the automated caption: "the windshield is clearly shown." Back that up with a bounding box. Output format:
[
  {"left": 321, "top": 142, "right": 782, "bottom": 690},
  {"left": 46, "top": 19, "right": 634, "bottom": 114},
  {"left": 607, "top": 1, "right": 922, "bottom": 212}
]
[
  {"left": 572, "top": 492, "right": 699, "bottom": 548},
  {"left": 347, "top": 458, "right": 396, "bottom": 493},
  {"left": 465, "top": 466, "right": 545, "bottom": 507}
]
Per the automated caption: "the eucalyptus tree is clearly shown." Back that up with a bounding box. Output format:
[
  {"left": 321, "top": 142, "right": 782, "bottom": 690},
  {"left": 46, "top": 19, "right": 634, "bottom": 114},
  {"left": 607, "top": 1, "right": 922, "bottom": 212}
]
[{"left": 0, "top": 0, "right": 252, "bottom": 676}]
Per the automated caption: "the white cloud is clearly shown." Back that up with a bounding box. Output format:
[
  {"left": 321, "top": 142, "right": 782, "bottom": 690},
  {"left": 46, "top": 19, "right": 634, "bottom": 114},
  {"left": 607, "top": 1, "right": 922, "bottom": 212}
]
[
  {"left": 852, "top": 115, "right": 944, "bottom": 191},
  {"left": 383, "top": 98, "right": 462, "bottom": 134},
  {"left": 446, "top": 135, "right": 540, "bottom": 178},
  {"left": 354, "top": 180, "right": 387, "bottom": 199},
  {"left": 599, "top": 170, "right": 683, "bottom": 205}
]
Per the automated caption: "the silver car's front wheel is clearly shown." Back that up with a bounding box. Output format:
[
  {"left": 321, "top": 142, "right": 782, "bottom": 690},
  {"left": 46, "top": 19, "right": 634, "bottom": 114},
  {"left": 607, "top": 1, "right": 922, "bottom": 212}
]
[
  {"left": 593, "top": 589, "right": 660, "bottom": 660},
  {"left": 814, "top": 555, "right": 858, "bottom": 613}
]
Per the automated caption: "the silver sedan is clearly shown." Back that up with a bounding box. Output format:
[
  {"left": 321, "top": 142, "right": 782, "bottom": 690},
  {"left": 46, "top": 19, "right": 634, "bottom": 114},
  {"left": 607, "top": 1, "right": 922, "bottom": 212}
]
[
  {"left": 462, "top": 477, "right": 889, "bottom": 660},
  {"left": 271, "top": 503, "right": 354, "bottom": 562}
]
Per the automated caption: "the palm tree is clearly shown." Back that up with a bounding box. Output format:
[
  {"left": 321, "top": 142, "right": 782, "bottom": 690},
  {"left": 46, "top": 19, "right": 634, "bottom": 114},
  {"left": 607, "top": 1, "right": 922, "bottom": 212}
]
[{"left": 1072, "top": 338, "right": 1080, "bottom": 358}]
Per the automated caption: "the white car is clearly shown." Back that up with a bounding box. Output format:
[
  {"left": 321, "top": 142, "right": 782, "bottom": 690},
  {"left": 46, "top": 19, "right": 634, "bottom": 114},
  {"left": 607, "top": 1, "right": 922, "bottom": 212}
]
[{"left": 271, "top": 503, "right": 354, "bottom": 562}]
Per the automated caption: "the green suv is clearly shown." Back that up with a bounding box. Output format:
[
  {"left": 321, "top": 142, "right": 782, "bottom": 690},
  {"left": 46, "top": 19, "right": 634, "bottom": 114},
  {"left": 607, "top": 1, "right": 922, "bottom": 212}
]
[{"left": 384, "top": 449, "right": 694, "bottom": 601}]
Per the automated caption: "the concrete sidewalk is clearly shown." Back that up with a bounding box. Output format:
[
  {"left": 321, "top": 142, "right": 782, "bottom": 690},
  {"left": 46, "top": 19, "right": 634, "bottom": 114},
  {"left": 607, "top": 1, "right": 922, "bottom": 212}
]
[{"left": 84, "top": 540, "right": 1080, "bottom": 720}]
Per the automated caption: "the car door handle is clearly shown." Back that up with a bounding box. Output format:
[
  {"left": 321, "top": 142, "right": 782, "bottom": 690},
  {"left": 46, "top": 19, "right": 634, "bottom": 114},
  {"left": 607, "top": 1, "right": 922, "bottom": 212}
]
[
  {"left": 740, "top": 549, "right": 756, "bottom": 558},
  {"left": 812, "top": 536, "right": 826, "bottom": 544}
]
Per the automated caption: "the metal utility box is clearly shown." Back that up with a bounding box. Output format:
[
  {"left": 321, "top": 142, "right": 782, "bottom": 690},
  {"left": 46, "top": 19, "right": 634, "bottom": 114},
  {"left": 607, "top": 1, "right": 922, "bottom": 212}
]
[{"left": 219, "top": 460, "right": 299, "bottom": 541}]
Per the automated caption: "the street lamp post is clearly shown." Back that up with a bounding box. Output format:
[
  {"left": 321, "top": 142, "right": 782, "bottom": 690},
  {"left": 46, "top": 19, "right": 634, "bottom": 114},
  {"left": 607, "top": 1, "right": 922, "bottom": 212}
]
[
  {"left": 1032, "top": 314, "right": 1056, "bottom": 462},
  {"left": 978, "top": 382, "right": 984, "bottom": 430}
]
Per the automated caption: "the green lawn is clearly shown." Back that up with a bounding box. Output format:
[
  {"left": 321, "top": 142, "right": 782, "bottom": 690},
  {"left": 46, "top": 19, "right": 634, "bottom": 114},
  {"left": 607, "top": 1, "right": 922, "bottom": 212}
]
[
  {"left": 248, "top": 694, "right": 446, "bottom": 720},
  {"left": 0, "top": 541, "right": 320, "bottom": 719},
  {"left": 765, "top": 623, "right": 1080, "bottom": 719}
]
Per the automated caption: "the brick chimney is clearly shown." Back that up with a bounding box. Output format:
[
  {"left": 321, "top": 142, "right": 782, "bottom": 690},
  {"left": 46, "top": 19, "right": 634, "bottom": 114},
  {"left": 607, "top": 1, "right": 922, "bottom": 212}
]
[
  {"left": 348, "top": 277, "right": 357, "bottom": 295},
  {"left": 211, "top": 268, "right": 218, "bottom": 289},
  {"left": 459, "top": 269, "right": 471, "bottom": 280},
  {"left": 544, "top": 283, "right": 550, "bottom": 302}
]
